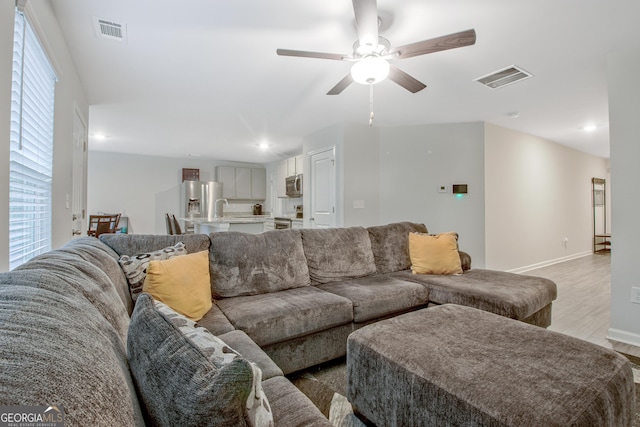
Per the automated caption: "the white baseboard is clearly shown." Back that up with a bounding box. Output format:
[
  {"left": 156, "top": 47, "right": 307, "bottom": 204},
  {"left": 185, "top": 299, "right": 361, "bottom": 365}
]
[
  {"left": 506, "top": 251, "right": 593, "bottom": 274},
  {"left": 607, "top": 328, "right": 640, "bottom": 349}
]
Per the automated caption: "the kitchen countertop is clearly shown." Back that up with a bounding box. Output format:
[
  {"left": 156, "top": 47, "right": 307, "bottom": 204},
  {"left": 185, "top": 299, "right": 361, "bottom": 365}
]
[{"left": 181, "top": 215, "right": 270, "bottom": 224}]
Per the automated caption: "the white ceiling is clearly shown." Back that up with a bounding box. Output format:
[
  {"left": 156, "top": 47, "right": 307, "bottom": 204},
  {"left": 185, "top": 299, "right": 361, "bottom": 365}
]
[{"left": 50, "top": 0, "right": 640, "bottom": 163}]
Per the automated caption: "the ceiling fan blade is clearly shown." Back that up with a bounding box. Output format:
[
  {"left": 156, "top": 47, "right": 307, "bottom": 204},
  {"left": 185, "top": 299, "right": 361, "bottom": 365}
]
[
  {"left": 276, "top": 49, "right": 347, "bottom": 61},
  {"left": 388, "top": 65, "right": 427, "bottom": 93},
  {"left": 327, "top": 74, "right": 354, "bottom": 95},
  {"left": 352, "top": 0, "right": 379, "bottom": 51},
  {"left": 390, "top": 29, "right": 476, "bottom": 59}
]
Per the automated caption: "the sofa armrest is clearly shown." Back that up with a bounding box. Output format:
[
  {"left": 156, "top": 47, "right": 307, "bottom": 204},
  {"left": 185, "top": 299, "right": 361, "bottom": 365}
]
[{"left": 459, "top": 251, "right": 472, "bottom": 271}]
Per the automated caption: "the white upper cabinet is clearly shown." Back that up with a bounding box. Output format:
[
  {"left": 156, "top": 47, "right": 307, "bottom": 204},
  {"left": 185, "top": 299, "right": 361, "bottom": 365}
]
[
  {"left": 216, "top": 166, "right": 266, "bottom": 201},
  {"left": 277, "top": 161, "right": 287, "bottom": 198},
  {"left": 286, "top": 155, "right": 304, "bottom": 177},
  {"left": 295, "top": 155, "right": 303, "bottom": 175}
]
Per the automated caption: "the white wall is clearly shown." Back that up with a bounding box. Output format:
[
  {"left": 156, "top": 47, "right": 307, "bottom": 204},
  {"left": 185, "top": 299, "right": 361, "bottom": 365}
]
[
  {"left": 607, "top": 47, "right": 640, "bottom": 347},
  {"left": 378, "top": 122, "right": 486, "bottom": 267},
  {"left": 87, "top": 151, "right": 265, "bottom": 234},
  {"left": 484, "top": 123, "right": 609, "bottom": 271},
  {"left": 0, "top": 2, "right": 88, "bottom": 271},
  {"left": 343, "top": 123, "right": 380, "bottom": 227},
  {"left": 303, "top": 124, "right": 344, "bottom": 227}
]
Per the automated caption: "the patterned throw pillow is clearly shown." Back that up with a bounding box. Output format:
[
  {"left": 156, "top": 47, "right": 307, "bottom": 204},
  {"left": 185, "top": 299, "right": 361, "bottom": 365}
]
[
  {"left": 118, "top": 242, "right": 186, "bottom": 301},
  {"left": 128, "top": 293, "right": 273, "bottom": 427}
]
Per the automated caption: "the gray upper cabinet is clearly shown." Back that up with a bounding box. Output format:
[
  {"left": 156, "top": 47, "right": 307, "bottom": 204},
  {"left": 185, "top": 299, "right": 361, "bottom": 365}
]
[
  {"left": 251, "top": 168, "right": 266, "bottom": 200},
  {"left": 216, "top": 166, "right": 266, "bottom": 201}
]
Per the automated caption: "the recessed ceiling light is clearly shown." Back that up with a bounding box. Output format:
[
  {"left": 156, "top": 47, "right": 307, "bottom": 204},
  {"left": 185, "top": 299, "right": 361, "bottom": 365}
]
[
  {"left": 186, "top": 153, "right": 201, "bottom": 157},
  {"left": 92, "top": 133, "right": 108, "bottom": 140},
  {"left": 582, "top": 124, "right": 598, "bottom": 132},
  {"left": 258, "top": 141, "right": 270, "bottom": 150},
  {"left": 506, "top": 111, "right": 520, "bottom": 119}
]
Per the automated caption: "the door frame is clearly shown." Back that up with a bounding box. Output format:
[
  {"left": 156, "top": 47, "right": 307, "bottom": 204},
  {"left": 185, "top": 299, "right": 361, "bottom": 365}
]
[
  {"left": 71, "top": 103, "right": 88, "bottom": 238},
  {"left": 306, "top": 145, "right": 338, "bottom": 228}
]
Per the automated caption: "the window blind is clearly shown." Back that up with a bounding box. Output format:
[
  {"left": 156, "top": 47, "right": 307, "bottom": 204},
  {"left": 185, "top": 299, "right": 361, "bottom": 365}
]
[{"left": 9, "top": 9, "right": 56, "bottom": 270}]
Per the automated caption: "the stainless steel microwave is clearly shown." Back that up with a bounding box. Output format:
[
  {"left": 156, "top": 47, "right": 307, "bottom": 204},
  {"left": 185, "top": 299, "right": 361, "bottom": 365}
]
[{"left": 286, "top": 174, "right": 303, "bottom": 197}]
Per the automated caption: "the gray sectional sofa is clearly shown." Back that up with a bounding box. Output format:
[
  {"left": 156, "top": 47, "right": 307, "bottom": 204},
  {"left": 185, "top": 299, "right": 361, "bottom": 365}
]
[{"left": 0, "top": 221, "right": 557, "bottom": 426}]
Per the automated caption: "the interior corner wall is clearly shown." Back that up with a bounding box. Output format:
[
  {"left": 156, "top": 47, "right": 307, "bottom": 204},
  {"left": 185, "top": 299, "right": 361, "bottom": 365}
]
[
  {"left": 484, "top": 123, "right": 608, "bottom": 272},
  {"left": 378, "top": 122, "right": 486, "bottom": 267},
  {"left": 0, "top": 2, "right": 88, "bottom": 272},
  {"left": 87, "top": 151, "right": 264, "bottom": 235},
  {"left": 343, "top": 123, "right": 379, "bottom": 227},
  {"left": 607, "top": 47, "right": 640, "bottom": 347}
]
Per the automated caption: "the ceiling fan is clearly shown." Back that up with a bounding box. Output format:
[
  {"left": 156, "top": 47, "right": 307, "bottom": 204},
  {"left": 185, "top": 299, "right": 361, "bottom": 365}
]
[{"left": 277, "top": 0, "right": 476, "bottom": 95}]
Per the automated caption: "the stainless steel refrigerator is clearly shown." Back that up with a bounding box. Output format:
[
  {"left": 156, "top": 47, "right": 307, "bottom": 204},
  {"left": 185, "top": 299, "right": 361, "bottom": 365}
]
[{"left": 180, "top": 181, "right": 223, "bottom": 221}]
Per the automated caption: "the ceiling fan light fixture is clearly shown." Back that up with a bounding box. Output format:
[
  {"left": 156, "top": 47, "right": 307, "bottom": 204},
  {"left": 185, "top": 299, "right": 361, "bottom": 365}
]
[{"left": 351, "top": 56, "right": 390, "bottom": 85}]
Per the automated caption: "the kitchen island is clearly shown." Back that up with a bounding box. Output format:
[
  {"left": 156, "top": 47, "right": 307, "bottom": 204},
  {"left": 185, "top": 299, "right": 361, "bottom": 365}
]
[{"left": 181, "top": 215, "right": 269, "bottom": 234}]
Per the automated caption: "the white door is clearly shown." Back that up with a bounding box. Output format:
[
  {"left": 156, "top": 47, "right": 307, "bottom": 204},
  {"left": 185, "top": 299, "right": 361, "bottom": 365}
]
[
  {"left": 71, "top": 108, "right": 87, "bottom": 238},
  {"left": 309, "top": 148, "right": 336, "bottom": 228}
]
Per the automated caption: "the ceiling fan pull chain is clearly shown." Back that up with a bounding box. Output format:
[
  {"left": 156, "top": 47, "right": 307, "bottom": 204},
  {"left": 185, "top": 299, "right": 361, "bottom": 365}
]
[{"left": 369, "top": 84, "right": 374, "bottom": 126}]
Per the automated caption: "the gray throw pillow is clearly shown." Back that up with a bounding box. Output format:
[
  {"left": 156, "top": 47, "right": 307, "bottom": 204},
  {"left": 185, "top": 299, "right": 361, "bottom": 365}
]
[
  {"left": 118, "top": 242, "right": 186, "bottom": 301},
  {"left": 128, "top": 293, "right": 273, "bottom": 427},
  {"left": 367, "top": 222, "right": 429, "bottom": 273}
]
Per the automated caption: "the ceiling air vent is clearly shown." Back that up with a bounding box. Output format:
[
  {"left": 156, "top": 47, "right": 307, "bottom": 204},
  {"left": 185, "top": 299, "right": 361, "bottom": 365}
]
[
  {"left": 474, "top": 65, "right": 533, "bottom": 89},
  {"left": 93, "top": 17, "right": 127, "bottom": 42}
]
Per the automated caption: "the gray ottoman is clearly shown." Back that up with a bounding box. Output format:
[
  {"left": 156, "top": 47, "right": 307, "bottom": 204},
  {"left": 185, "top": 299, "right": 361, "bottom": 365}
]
[{"left": 347, "top": 304, "right": 635, "bottom": 426}]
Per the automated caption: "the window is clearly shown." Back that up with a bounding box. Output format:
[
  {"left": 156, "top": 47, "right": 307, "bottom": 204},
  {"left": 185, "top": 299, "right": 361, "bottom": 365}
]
[{"left": 9, "top": 8, "right": 57, "bottom": 270}]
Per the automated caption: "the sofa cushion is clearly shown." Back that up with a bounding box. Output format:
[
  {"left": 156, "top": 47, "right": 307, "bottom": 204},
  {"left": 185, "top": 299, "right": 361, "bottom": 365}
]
[
  {"left": 197, "top": 303, "right": 236, "bottom": 336},
  {"left": 100, "top": 233, "right": 210, "bottom": 257},
  {"left": 317, "top": 275, "right": 430, "bottom": 323},
  {"left": 217, "top": 330, "right": 284, "bottom": 380},
  {"left": 367, "top": 222, "right": 428, "bottom": 274},
  {"left": 301, "top": 227, "right": 377, "bottom": 284},
  {"left": 216, "top": 287, "right": 353, "bottom": 347},
  {"left": 262, "top": 376, "right": 333, "bottom": 427},
  {"left": 0, "top": 270, "right": 145, "bottom": 426},
  {"left": 409, "top": 232, "right": 463, "bottom": 275},
  {"left": 14, "top": 238, "right": 131, "bottom": 341},
  {"left": 128, "top": 294, "right": 273, "bottom": 427},
  {"left": 391, "top": 269, "right": 557, "bottom": 321},
  {"left": 118, "top": 241, "right": 187, "bottom": 302},
  {"left": 143, "top": 250, "right": 212, "bottom": 321},
  {"left": 210, "top": 230, "right": 310, "bottom": 298}
]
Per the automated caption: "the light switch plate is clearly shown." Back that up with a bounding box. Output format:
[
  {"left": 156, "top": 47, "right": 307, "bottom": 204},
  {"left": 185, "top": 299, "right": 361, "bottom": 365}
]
[{"left": 353, "top": 200, "right": 365, "bottom": 209}]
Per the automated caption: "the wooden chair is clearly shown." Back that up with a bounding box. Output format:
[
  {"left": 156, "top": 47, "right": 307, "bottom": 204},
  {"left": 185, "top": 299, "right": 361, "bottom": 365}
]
[
  {"left": 172, "top": 215, "right": 183, "bottom": 235},
  {"left": 87, "top": 214, "right": 121, "bottom": 238},
  {"left": 165, "top": 213, "right": 175, "bottom": 235}
]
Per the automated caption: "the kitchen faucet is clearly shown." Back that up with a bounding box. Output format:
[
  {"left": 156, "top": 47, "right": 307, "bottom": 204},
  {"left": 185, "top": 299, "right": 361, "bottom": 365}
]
[{"left": 214, "top": 198, "right": 229, "bottom": 219}]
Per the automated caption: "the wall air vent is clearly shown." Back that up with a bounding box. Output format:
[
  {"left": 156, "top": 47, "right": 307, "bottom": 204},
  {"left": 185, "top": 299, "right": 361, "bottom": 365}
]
[
  {"left": 93, "top": 17, "right": 127, "bottom": 42},
  {"left": 474, "top": 65, "right": 533, "bottom": 89}
]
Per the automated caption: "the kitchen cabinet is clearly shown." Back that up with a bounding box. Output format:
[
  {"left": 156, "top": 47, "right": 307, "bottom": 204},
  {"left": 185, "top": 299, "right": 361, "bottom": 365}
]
[
  {"left": 217, "top": 166, "right": 236, "bottom": 199},
  {"left": 277, "top": 161, "right": 288, "bottom": 198},
  {"left": 235, "top": 167, "right": 252, "bottom": 199},
  {"left": 263, "top": 218, "right": 275, "bottom": 232},
  {"left": 251, "top": 168, "right": 266, "bottom": 200},
  {"left": 216, "top": 166, "right": 266, "bottom": 201},
  {"left": 287, "top": 155, "right": 304, "bottom": 177}
]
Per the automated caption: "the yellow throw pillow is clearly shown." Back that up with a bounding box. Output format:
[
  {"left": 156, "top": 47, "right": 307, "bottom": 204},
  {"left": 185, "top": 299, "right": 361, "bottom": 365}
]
[
  {"left": 143, "top": 250, "right": 212, "bottom": 321},
  {"left": 409, "top": 232, "right": 463, "bottom": 275}
]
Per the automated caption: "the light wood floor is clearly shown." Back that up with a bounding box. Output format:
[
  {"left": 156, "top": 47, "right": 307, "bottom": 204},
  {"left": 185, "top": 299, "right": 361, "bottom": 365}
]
[{"left": 525, "top": 252, "right": 640, "bottom": 357}]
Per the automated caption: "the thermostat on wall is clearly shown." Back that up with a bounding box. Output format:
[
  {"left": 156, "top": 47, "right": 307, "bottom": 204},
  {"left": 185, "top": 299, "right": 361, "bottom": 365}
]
[{"left": 452, "top": 184, "right": 468, "bottom": 194}]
